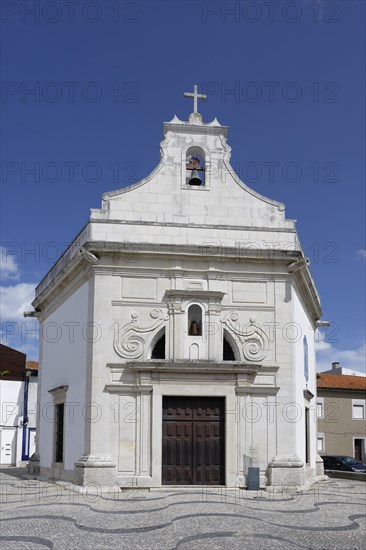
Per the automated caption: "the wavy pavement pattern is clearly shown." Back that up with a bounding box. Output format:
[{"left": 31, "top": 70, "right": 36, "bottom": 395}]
[{"left": 1, "top": 480, "right": 365, "bottom": 549}]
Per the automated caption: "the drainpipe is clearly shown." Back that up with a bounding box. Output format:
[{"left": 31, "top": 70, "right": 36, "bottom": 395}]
[{"left": 21, "top": 370, "right": 31, "bottom": 460}]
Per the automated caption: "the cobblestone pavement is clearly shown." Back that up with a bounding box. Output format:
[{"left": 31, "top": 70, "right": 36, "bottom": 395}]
[{"left": 1, "top": 468, "right": 365, "bottom": 550}]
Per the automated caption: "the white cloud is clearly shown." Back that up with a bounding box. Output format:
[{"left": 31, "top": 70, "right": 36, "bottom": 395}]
[
  {"left": 316, "top": 331, "right": 366, "bottom": 375},
  {"left": 0, "top": 283, "right": 36, "bottom": 322},
  {"left": 355, "top": 249, "right": 366, "bottom": 260},
  {"left": 0, "top": 246, "right": 20, "bottom": 281},
  {"left": 0, "top": 282, "right": 39, "bottom": 360},
  {"left": 315, "top": 330, "right": 332, "bottom": 353}
]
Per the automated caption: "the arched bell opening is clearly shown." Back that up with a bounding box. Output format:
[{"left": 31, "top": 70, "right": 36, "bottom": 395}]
[
  {"left": 188, "top": 304, "right": 203, "bottom": 336},
  {"left": 150, "top": 328, "right": 166, "bottom": 359},
  {"left": 186, "top": 146, "right": 205, "bottom": 186},
  {"left": 223, "top": 330, "right": 239, "bottom": 361}
]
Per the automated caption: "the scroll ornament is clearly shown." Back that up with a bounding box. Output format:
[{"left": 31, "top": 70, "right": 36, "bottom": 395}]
[
  {"left": 113, "top": 308, "right": 168, "bottom": 359},
  {"left": 221, "top": 312, "right": 269, "bottom": 362}
]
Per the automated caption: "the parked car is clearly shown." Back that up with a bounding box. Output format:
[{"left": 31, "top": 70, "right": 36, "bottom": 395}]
[{"left": 322, "top": 456, "right": 366, "bottom": 473}]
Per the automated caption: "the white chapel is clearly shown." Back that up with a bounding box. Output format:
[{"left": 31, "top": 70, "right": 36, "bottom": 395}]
[{"left": 29, "top": 87, "right": 325, "bottom": 489}]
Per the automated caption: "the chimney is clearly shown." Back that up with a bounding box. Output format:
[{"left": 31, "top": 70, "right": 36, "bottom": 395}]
[{"left": 332, "top": 362, "right": 341, "bottom": 373}]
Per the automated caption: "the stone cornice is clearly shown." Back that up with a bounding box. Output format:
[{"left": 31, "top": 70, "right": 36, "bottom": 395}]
[
  {"left": 303, "top": 389, "right": 315, "bottom": 401},
  {"left": 107, "top": 362, "right": 279, "bottom": 372},
  {"left": 35, "top": 223, "right": 89, "bottom": 297},
  {"left": 48, "top": 385, "right": 69, "bottom": 400},
  {"left": 107, "top": 268, "right": 293, "bottom": 280},
  {"left": 87, "top": 241, "right": 299, "bottom": 262},
  {"left": 34, "top": 236, "right": 301, "bottom": 307},
  {"left": 48, "top": 385, "right": 68, "bottom": 394},
  {"left": 163, "top": 121, "right": 228, "bottom": 137},
  {"left": 292, "top": 265, "right": 322, "bottom": 322},
  {"left": 125, "top": 360, "right": 261, "bottom": 375},
  {"left": 235, "top": 386, "right": 279, "bottom": 396},
  {"left": 35, "top": 268, "right": 92, "bottom": 321},
  {"left": 165, "top": 290, "right": 225, "bottom": 301},
  {"left": 91, "top": 218, "right": 296, "bottom": 234},
  {"left": 105, "top": 384, "right": 153, "bottom": 394},
  {"left": 33, "top": 235, "right": 321, "bottom": 325}
]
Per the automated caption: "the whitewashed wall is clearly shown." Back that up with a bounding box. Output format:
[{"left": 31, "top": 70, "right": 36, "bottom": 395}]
[
  {"left": 293, "top": 286, "right": 317, "bottom": 469},
  {"left": 39, "top": 281, "right": 89, "bottom": 471}
]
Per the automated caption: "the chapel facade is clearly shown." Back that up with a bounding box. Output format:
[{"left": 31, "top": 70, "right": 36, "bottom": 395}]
[{"left": 29, "top": 90, "right": 325, "bottom": 489}]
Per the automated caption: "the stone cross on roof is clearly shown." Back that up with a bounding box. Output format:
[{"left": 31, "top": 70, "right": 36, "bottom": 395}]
[{"left": 184, "top": 85, "right": 207, "bottom": 114}]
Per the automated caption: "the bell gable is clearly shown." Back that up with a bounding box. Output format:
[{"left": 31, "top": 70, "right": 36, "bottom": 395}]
[{"left": 95, "top": 113, "right": 293, "bottom": 232}]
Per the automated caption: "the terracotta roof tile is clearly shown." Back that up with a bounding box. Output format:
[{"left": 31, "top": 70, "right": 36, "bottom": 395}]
[
  {"left": 317, "top": 373, "right": 366, "bottom": 390},
  {"left": 26, "top": 360, "right": 39, "bottom": 370}
]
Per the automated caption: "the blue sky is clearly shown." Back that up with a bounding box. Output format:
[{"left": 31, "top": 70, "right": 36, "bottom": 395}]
[{"left": 1, "top": 0, "right": 365, "bottom": 373}]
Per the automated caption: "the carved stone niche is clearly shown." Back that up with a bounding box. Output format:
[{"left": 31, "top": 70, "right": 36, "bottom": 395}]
[
  {"left": 165, "top": 290, "right": 225, "bottom": 361},
  {"left": 165, "top": 290, "right": 225, "bottom": 321}
]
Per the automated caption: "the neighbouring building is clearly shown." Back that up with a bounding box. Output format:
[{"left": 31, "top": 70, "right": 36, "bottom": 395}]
[
  {"left": 29, "top": 90, "right": 326, "bottom": 489},
  {"left": 317, "top": 372, "right": 366, "bottom": 462},
  {"left": 0, "top": 344, "right": 38, "bottom": 465},
  {"left": 321, "top": 361, "right": 366, "bottom": 377}
]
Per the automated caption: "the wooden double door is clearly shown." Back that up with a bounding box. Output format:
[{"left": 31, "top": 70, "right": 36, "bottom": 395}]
[{"left": 162, "top": 396, "right": 225, "bottom": 485}]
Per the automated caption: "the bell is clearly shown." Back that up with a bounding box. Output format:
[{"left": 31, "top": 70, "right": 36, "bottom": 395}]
[
  {"left": 189, "top": 320, "right": 199, "bottom": 335},
  {"left": 188, "top": 169, "right": 202, "bottom": 186}
]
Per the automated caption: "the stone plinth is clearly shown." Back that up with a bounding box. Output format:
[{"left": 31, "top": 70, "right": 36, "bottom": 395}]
[
  {"left": 268, "top": 454, "right": 306, "bottom": 488},
  {"left": 74, "top": 454, "right": 116, "bottom": 486}
]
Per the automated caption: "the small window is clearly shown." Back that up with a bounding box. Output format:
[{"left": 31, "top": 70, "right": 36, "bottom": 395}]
[
  {"left": 352, "top": 400, "right": 365, "bottom": 419},
  {"left": 305, "top": 407, "right": 310, "bottom": 464},
  {"left": 354, "top": 438, "right": 365, "bottom": 462},
  {"left": 317, "top": 434, "right": 325, "bottom": 452},
  {"left": 188, "top": 304, "right": 202, "bottom": 336},
  {"left": 317, "top": 400, "right": 324, "bottom": 419},
  {"left": 353, "top": 406, "right": 364, "bottom": 419},
  {"left": 303, "top": 335, "right": 309, "bottom": 381},
  {"left": 55, "top": 403, "right": 64, "bottom": 463},
  {"left": 151, "top": 334, "right": 166, "bottom": 359}
]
